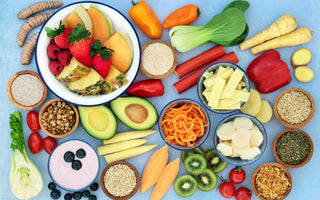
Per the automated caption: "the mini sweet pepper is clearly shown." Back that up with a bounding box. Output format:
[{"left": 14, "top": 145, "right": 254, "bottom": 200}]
[
  {"left": 128, "top": 0, "right": 162, "bottom": 39},
  {"left": 246, "top": 50, "right": 291, "bottom": 93},
  {"left": 126, "top": 79, "right": 164, "bottom": 97}
]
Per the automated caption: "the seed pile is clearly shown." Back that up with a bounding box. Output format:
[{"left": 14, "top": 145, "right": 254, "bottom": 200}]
[{"left": 104, "top": 164, "right": 137, "bottom": 197}]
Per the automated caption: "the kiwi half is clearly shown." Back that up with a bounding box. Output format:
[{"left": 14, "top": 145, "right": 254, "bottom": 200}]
[
  {"left": 206, "top": 149, "right": 228, "bottom": 173},
  {"left": 181, "top": 147, "right": 206, "bottom": 163},
  {"left": 184, "top": 153, "right": 207, "bottom": 175},
  {"left": 174, "top": 174, "right": 197, "bottom": 197},
  {"left": 194, "top": 168, "right": 218, "bottom": 191}
]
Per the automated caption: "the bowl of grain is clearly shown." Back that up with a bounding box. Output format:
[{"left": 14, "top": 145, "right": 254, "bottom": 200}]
[
  {"left": 251, "top": 162, "right": 292, "bottom": 200},
  {"left": 100, "top": 161, "right": 140, "bottom": 200},
  {"left": 7, "top": 70, "right": 47, "bottom": 110},
  {"left": 39, "top": 98, "right": 79, "bottom": 138},
  {"left": 273, "top": 88, "right": 315, "bottom": 128},
  {"left": 140, "top": 40, "right": 177, "bottom": 79},
  {"left": 272, "top": 128, "right": 313, "bottom": 168}
]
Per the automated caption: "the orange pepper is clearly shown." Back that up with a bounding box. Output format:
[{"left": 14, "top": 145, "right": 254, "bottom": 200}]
[
  {"left": 128, "top": 0, "right": 162, "bottom": 39},
  {"left": 163, "top": 4, "right": 200, "bottom": 29}
]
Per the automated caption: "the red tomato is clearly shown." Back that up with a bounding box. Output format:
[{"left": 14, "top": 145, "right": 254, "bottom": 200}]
[
  {"left": 28, "top": 132, "right": 42, "bottom": 154},
  {"left": 42, "top": 137, "right": 57, "bottom": 154},
  {"left": 229, "top": 166, "right": 246, "bottom": 184},
  {"left": 26, "top": 111, "right": 41, "bottom": 131},
  {"left": 235, "top": 187, "right": 252, "bottom": 200},
  {"left": 219, "top": 181, "right": 235, "bottom": 199}
]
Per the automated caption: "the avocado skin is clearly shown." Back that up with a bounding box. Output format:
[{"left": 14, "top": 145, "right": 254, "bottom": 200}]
[
  {"left": 110, "top": 97, "right": 158, "bottom": 130},
  {"left": 78, "top": 105, "right": 117, "bottom": 140}
]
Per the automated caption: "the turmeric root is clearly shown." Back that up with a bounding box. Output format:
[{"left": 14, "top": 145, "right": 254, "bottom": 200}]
[
  {"left": 17, "top": 1, "right": 62, "bottom": 19},
  {"left": 251, "top": 27, "right": 313, "bottom": 55},
  {"left": 17, "top": 12, "right": 53, "bottom": 47},
  {"left": 240, "top": 14, "right": 297, "bottom": 51},
  {"left": 21, "top": 32, "right": 39, "bottom": 65}
]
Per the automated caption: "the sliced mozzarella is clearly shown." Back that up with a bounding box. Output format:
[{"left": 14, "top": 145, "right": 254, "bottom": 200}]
[
  {"left": 217, "top": 142, "right": 233, "bottom": 157},
  {"left": 250, "top": 129, "right": 264, "bottom": 147},
  {"left": 233, "top": 117, "right": 253, "bottom": 130},
  {"left": 240, "top": 147, "right": 261, "bottom": 160},
  {"left": 217, "top": 122, "right": 235, "bottom": 140},
  {"left": 232, "top": 128, "right": 250, "bottom": 147}
]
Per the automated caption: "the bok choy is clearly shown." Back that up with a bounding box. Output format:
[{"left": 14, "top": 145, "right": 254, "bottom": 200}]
[
  {"left": 169, "top": 0, "right": 250, "bottom": 52},
  {"left": 9, "top": 111, "right": 43, "bottom": 199}
]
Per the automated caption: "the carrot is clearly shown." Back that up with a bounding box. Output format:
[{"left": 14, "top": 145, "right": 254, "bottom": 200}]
[
  {"left": 150, "top": 158, "right": 180, "bottom": 200},
  {"left": 161, "top": 103, "right": 208, "bottom": 147},
  {"left": 163, "top": 4, "right": 200, "bottom": 29},
  {"left": 251, "top": 27, "right": 313, "bottom": 55},
  {"left": 141, "top": 145, "right": 169, "bottom": 193},
  {"left": 240, "top": 14, "right": 297, "bottom": 51},
  {"left": 173, "top": 52, "right": 239, "bottom": 94},
  {"left": 175, "top": 45, "right": 225, "bottom": 78}
]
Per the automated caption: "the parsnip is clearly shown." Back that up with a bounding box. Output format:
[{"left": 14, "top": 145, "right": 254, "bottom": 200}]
[
  {"left": 240, "top": 14, "right": 297, "bottom": 51},
  {"left": 291, "top": 48, "right": 312, "bottom": 68},
  {"left": 251, "top": 27, "right": 313, "bottom": 55},
  {"left": 104, "top": 144, "right": 158, "bottom": 163},
  {"left": 295, "top": 66, "right": 314, "bottom": 82},
  {"left": 97, "top": 139, "right": 148, "bottom": 155},
  {"left": 103, "top": 129, "right": 156, "bottom": 144}
]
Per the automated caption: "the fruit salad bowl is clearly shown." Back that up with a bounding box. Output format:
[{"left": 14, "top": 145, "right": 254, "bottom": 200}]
[{"left": 35, "top": 1, "right": 140, "bottom": 106}]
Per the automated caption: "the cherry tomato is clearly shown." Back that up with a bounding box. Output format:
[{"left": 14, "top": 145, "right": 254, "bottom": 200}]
[
  {"left": 26, "top": 111, "right": 41, "bottom": 131},
  {"left": 42, "top": 137, "right": 57, "bottom": 154},
  {"left": 235, "top": 187, "right": 252, "bottom": 200},
  {"left": 219, "top": 179, "right": 235, "bottom": 198},
  {"left": 28, "top": 132, "right": 42, "bottom": 154},
  {"left": 229, "top": 166, "right": 246, "bottom": 184}
]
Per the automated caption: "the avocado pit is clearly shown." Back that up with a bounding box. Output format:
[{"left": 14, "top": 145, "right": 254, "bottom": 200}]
[{"left": 125, "top": 104, "right": 148, "bottom": 123}]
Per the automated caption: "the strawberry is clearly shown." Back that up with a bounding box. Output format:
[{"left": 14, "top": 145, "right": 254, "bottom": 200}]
[
  {"left": 90, "top": 40, "right": 113, "bottom": 78},
  {"left": 67, "top": 24, "right": 93, "bottom": 67},
  {"left": 45, "top": 21, "right": 71, "bottom": 49}
]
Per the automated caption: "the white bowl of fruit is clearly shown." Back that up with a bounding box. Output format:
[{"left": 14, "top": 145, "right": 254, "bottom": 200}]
[{"left": 35, "top": 2, "right": 140, "bottom": 106}]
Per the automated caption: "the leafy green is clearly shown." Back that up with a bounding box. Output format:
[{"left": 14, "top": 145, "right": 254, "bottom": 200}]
[
  {"left": 223, "top": 0, "right": 250, "bottom": 12},
  {"left": 9, "top": 111, "right": 43, "bottom": 199},
  {"left": 215, "top": 24, "right": 249, "bottom": 46}
]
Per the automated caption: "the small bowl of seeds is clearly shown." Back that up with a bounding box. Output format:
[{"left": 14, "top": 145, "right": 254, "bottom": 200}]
[
  {"left": 273, "top": 88, "right": 315, "bottom": 128},
  {"left": 39, "top": 98, "right": 79, "bottom": 138},
  {"left": 272, "top": 128, "right": 313, "bottom": 168},
  {"left": 100, "top": 161, "right": 140, "bottom": 200}
]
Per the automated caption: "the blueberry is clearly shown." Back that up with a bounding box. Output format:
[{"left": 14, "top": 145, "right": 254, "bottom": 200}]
[
  {"left": 89, "top": 195, "right": 97, "bottom": 200},
  {"left": 48, "top": 182, "right": 56, "bottom": 190},
  {"left": 72, "top": 160, "right": 82, "bottom": 170},
  {"left": 73, "top": 191, "right": 82, "bottom": 200},
  {"left": 90, "top": 182, "right": 98, "bottom": 191},
  {"left": 50, "top": 189, "right": 61, "bottom": 199},
  {"left": 82, "top": 190, "right": 90, "bottom": 198},
  {"left": 64, "top": 151, "right": 75, "bottom": 163},
  {"left": 76, "top": 148, "right": 86, "bottom": 158},
  {"left": 64, "top": 193, "right": 72, "bottom": 200}
]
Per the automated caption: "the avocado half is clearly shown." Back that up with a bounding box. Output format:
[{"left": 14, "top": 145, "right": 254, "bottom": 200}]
[
  {"left": 110, "top": 97, "right": 158, "bottom": 130},
  {"left": 78, "top": 105, "right": 117, "bottom": 140}
]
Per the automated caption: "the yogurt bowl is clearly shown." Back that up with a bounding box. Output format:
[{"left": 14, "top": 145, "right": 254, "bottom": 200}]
[{"left": 48, "top": 140, "right": 100, "bottom": 191}]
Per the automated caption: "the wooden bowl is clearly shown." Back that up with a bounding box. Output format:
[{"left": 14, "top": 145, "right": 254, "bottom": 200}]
[
  {"left": 273, "top": 88, "right": 315, "bottom": 128},
  {"left": 140, "top": 40, "right": 177, "bottom": 79},
  {"left": 39, "top": 98, "right": 79, "bottom": 138},
  {"left": 7, "top": 70, "right": 47, "bottom": 110},
  {"left": 272, "top": 128, "right": 313, "bottom": 168},
  {"left": 251, "top": 162, "right": 292, "bottom": 200},
  {"left": 100, "top": 161, "right": 140, "bottom": 200}
]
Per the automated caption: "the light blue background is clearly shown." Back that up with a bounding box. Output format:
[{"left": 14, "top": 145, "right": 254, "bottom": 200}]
[{"left": 1, "top": 0, "right": 319, "bottom": 199}]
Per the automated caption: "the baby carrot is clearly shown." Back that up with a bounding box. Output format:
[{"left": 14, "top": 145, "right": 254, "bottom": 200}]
[{"left": 163, "top": 4, "right": 200, "bottom": 29}]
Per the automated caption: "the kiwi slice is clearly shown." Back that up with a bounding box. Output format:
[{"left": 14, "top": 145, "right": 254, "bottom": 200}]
[
  {"left": 206, "top": 149, "right": 228, "bottom": 173},
  {"left": 174, "top": 174, "right": 197, "bottom": 197},
  {"left": 181, "top": 147, "right": 206, "bottom": 163},
  {"left": 194, "top": 168, "right": 218, "bottom": 191},
  {"left": 184, "top": 153, "right": 207, "bottom": 175}
]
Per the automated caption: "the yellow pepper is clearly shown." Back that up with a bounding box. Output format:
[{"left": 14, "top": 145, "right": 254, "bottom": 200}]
[{"left": 128, "top": 0, "right": 162, "bottom": 39}]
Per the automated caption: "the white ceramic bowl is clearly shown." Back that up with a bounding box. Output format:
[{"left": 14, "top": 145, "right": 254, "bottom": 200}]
[{"left": 35, "top": 1, "right": 140, "bottom": 106}]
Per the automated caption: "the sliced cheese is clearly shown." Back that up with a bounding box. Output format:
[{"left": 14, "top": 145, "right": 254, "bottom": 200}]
[
  {"left": 208, "top": 78, "right": 226, "bottom": 108},
  {"left": 219, "top": 68, "right": 234, "bottom": 80},
  {"left": 222, "top": 68, "right": 244, "bottom": 98},
  {"left": 231, "top": 90, "right": 250, "bottom": 102}
]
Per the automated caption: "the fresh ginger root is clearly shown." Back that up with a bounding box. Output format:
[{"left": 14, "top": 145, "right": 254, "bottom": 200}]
[
  {"left": 295, "top": 66, "right": 314, "bottom": 82},
  {"left": 17, "top": 12, "right": 53, "bottom": 47},
  {"left": 17, "top": 1, "right": 62, "bottom": 19},
  {"left": 21, "top": 32, "right": 39, "bottom": 65},
  {"left": 291, "top": 48, "right": 312, "bottom": 68}
]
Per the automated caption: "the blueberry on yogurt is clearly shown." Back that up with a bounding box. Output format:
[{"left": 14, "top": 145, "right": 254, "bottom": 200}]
[
  {"left": 72, "top": 160, "right": 82, "bottom": 170},
  {"left": 64, "top": 151, "right": 75, "bottom": 163},
  {"left": 76, "top": 148, "right": 86, "bottom": 158}
]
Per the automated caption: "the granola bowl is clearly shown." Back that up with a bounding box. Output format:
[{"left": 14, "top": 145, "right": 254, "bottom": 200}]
[{"left": 39, "top": 98, "right": 79, "bottom": 138}]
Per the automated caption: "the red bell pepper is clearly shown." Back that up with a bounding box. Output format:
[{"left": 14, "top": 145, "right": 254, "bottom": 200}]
[
  {"left": 246, "top": 50, "right": 291, "bottom": 94},
  {"left": 126, "top": 79, "right": 164, "bottom": 97}
]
